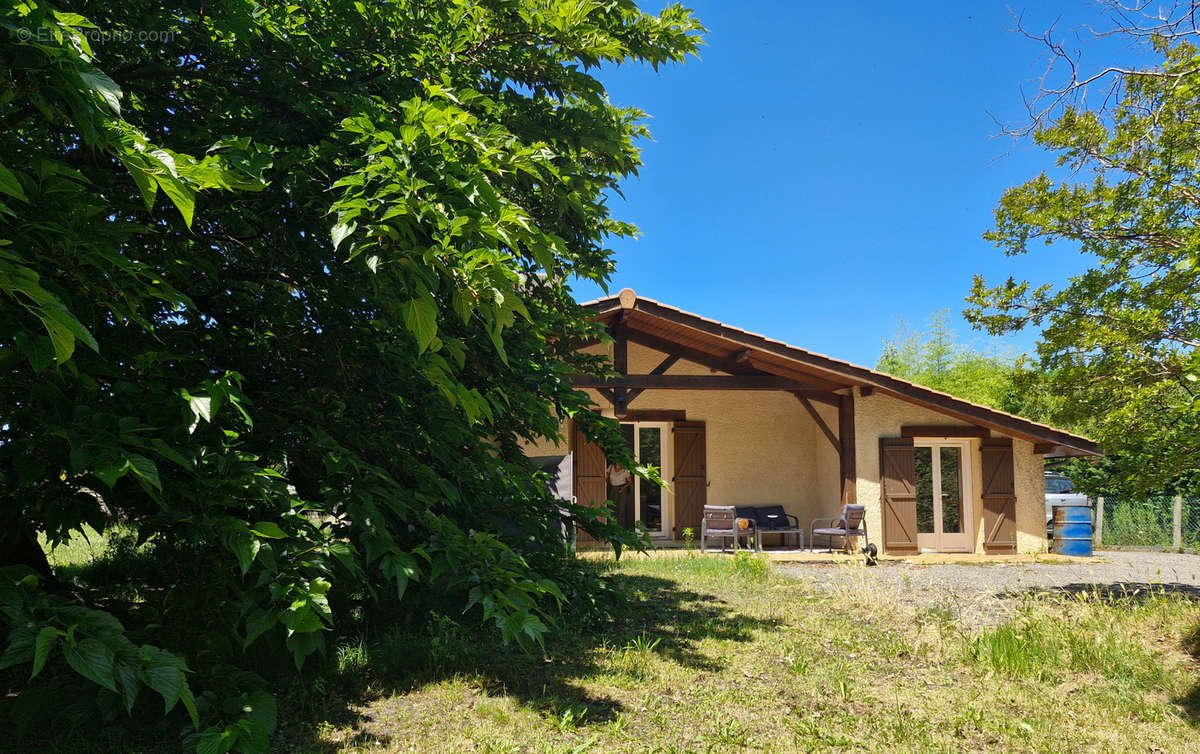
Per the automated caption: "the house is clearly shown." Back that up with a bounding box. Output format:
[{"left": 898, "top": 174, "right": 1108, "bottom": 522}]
[{"left": 525, "top": 290, "right": 1098, "bottom": 555}]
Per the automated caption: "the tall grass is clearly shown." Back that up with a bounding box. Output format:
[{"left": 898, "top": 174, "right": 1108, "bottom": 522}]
[
  {"left": 963, "top": 590, "right": 1179, "bottom": 690},
  {"left": 730, "top": 550, "right": 770, "bottom": 581}
]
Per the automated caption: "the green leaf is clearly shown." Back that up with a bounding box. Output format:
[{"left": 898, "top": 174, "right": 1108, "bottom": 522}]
[
  {"left": 121, "top": 157, "right": 158, "bottom": 210},
  {"left": 0, "top": 627, "right": 36, "bottom": 669},
  {"left": 401, "top": 296, "right": 438, "bottom": 355},
  {"left": 285, "top": 629, "right": 322, "bottom": 670},
  {"left": 380, "top": 551, "right": 419, "bottom": 600},
  {"left": 95, "top": 459, "right": 130, "bottom": 488},
  {"left": 43, "top": 316, "right": 75, "bottom": 363},
  {"left": 40, "top": 302, "right": 99, "bottom": 356},
  {"left": 227, "top": 526, "right": 260, "bottom": 575},
  {"left": 243, "top": 608, "right": 279, "bottom": 648},
  {"left": 114, "top": 660, "right": 140, "bottom": 713},
  {"left": 30, "top": 626, "right": 58, "bottom": 679},
  {"left": 53, "top": 11, "right": 98, "bottom": 28},
  {"left": 196, "top": 727, "right": 236, "bottom": 754},
  {"left": 64, "top": 638, "right": 117, "bottom": 692},
  {"left": 242, "top": 689, "right": 278, "bottom": 735},
  {"left": 155, "top": 174, "right": 196, "bottom": 228},
  {"left": 148, "top": 149, "right": 179, "bottom": 178},
  {"left": 282, "top": 601, "right": 324, "bottom": 633},
  {"left": 150, "top": 439, "right": 191, "bottom": 469},
  {"left": 331, "top": 220, "right": 357, "bottom": 251},
  {"left": 0, "top": 163, "right": 27, "bottom": 203},
  {"left": 80, "top": 70, "right": 123, "bottom": 114},
  {"left": 250, "top": 521, "right": 287, "bottom": 539},
  {"left": 179, "top": 682, "right": 200, "bottom": 728},
  {"left": 126, "top": 454, "right": 162, "bottom": 491},
  {"left": 14, "top": 333, "right": 55, "bottom": 372},
  {"left": 189, "top": 394, "right": 213, "bottom": 422},
  {"left": 141, "top": 662, "right": 183, "bottom": 712},
  {"left": 488, "top": 322, "right": 508, "bottom": 365}
]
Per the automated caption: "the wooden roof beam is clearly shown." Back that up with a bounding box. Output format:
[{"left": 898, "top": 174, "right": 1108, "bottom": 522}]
[
  {"left": 791, "top": 390, "right": 840, "bottom": 408},
  {"left": 625, "top": 353, "right": 681, "bottom": 407},
  {"left": 901, "top": 425, "right": 989, "bottom": 439},
  {"left": 570, "top": 374, "right": 824, "bottom": 391},
  {"left": 618, "top": 327, "right": 761, "bottom": 375}
]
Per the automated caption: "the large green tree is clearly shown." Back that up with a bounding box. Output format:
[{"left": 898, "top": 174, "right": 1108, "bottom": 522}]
[
  {"left": 968, "top": 24, "right": 1200, "bottom": 494},
  {"left": 1, "top": 2, "right": 701, "bottom": 750}
]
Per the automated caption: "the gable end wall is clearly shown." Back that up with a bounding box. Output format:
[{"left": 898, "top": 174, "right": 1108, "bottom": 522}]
[{"left": 854, "top": 389, "right": 1047, "bottom": 554}]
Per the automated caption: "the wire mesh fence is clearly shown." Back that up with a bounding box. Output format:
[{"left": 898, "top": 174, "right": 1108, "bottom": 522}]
[{"left": 1098, "top": 496, "right": 1200, "bottom": 550}]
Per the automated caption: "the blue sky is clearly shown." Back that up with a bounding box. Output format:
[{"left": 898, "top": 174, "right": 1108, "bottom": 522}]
[{"left": 574, "top": 1, "right": 1143, "bottom": 367}]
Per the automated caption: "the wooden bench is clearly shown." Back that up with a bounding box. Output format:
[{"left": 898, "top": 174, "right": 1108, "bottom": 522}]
[{"left": 743, "top": 505, "right": 804, "bottom": 550}]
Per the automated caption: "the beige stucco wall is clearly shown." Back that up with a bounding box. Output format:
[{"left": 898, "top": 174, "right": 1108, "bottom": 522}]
[
  {"left": 854, "top": 390, "right": 1048, "bottom": 554},
  {"left": 523, "top": 344, "right": 1048, "bottom": 553},
  {"left": 524, "top": 427, "right": 569, "bottom": 458},
  {"left": 1013, "top": 436, "right": 1049, "bottom": 553}
]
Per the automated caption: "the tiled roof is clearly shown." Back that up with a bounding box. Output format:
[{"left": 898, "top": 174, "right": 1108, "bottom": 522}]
[{"left": 581, "top": 289, "right": 1099, "bottom": 456}]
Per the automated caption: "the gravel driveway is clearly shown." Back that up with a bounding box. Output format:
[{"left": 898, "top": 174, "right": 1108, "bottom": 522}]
[{"left": 781, "top": 550, "right": 1200, "bottom": 628}]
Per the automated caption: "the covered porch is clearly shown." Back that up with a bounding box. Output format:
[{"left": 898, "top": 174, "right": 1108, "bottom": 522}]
[{"left": 526, "top": 290, "right": 1099, "bottom": 556}]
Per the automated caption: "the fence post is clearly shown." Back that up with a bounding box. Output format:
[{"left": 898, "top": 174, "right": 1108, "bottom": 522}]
[
  {"left": 1094, "top": 497, "right": 1104, "bottom": 548},
  {"left": 1173, "top": 495, "right": 1183, "bottom": 551}
]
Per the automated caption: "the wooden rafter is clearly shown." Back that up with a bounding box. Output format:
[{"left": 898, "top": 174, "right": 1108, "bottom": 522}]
[
  {"left": 623, "top": 409, "right": 686, "bottom": 422},
  {"left": 901, "top": 425, "right": 989, "bottom": 439},
  {"left": 796, "top": 394, "right": 839, "bottom": 453},
  {"left": 570, "top": 374, "right": 821, "bottom": 391},
  {"left": 618, "top": 328, "right": 759, "bottom": 375}
]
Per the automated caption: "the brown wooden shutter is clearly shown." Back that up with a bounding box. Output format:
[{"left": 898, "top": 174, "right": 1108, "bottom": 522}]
[
  {"left": 672, "top": 421, "right": 706, "bottom": 539},
  {"left": 879, "top": 438, "right": 918, "bottom": 554},
  {"left": 572, "top": 421, "right": 607, "bottom": 541},
  {"left": 980, "top": 438, "right": 1017, "bottom": 553}
]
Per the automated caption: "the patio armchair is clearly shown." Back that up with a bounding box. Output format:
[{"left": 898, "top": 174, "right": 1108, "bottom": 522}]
[
  {"left": 810, "top": 504, "right": 868, "bottom": 553},
  {"left": 700, "top": 505, "right": 757, "bottom": 553}
]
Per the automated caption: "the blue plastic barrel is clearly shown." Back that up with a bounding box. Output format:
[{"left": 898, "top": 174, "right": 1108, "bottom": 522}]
[{"left": 1053, "top": 505, "right": 1093, "bottom": 556}]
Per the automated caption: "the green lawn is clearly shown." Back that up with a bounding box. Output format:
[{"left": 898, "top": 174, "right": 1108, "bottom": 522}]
[{"left": 287, "top": 553, "right": 1200, "bottom": 753}]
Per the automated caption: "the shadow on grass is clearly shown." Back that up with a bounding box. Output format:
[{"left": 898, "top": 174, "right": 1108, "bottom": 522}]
[{"left": 289, "top": 569, "right": 780, "bottom": 752}]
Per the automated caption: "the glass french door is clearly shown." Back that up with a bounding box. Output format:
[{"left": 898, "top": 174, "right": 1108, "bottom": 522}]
[
  {"left": 617, "top": 422, "right": 671, "bottom": 537},
  {"left": 913, "top": 439, "right": 974, "bottom": 552}
]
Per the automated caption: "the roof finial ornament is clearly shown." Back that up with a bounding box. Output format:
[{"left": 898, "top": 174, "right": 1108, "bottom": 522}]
[{"left": 617, "top": 288, "right": 637, "bottom": 310}]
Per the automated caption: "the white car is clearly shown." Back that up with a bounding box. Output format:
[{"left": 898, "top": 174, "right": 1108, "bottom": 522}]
[{"left": 1045, "top": 472, "right": 1089, "bottom": 538}]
